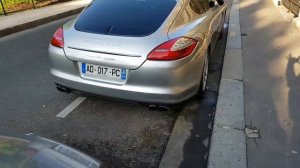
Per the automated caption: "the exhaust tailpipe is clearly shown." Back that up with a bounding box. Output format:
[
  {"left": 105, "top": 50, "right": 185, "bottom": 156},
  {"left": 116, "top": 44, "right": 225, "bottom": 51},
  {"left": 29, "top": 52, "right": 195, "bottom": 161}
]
[
  {"left": 148, "top": 105, "right": 170, "bottom": 112},
  {"left": 56, "top": 85, "right": 71, "bottom": 93}
]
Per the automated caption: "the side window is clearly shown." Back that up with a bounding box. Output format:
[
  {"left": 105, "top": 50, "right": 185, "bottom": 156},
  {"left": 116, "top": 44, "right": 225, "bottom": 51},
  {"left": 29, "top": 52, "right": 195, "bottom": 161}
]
[{"left": 189, "top": 0, "right": 210, "bottom": 14}]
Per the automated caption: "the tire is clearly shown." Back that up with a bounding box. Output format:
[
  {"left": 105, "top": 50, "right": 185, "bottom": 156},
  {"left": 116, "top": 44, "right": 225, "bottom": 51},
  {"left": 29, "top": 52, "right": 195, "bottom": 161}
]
[
  {"left": 218, "top": 26, "right": 223, "bottom": 41},
  {"left": 218, "top": 13, "right": 226, "bottom": 41},
  {"left": 198, "top": 52, "right": 209, "bottom": 98}
]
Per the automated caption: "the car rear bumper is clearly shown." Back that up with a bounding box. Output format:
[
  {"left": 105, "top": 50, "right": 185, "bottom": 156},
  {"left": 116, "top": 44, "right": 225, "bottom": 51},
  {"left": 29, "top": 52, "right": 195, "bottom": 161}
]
[
  {"left": 52, "top": 73, "right": 198, "bottom": 104},
  {"left": 49, "top": 45, "right": 205, "bottom": 104}
]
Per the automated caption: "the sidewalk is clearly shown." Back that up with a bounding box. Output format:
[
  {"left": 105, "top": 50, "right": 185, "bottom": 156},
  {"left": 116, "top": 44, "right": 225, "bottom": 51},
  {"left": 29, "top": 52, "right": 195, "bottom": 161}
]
[
  {"left": 240, "top": 0, "right": 300, "bottom": 167},
  {"left": 0, "top": 0, "right": 90, "bottom": 37},
  {"left": 208, "top": 0, "right": 300, "bottom": 167}
]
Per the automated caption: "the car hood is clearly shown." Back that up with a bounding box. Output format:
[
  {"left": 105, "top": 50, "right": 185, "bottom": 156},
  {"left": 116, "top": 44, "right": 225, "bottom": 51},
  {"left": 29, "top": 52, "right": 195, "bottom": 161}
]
[{"left": 0, "top": 132, "right": 101, "bottom": 168}]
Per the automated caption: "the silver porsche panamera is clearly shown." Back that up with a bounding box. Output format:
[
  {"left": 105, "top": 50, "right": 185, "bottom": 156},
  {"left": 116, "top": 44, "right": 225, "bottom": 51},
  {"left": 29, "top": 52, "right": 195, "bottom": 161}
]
[{"left": 48, "top": 0, "right": 227, "bottom": 104}]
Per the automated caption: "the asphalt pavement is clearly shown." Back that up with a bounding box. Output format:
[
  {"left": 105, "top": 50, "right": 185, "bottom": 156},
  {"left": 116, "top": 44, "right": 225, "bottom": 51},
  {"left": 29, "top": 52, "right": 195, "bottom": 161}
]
[{"left": 0, "top": 14, "right": 228, "bottom": 168}]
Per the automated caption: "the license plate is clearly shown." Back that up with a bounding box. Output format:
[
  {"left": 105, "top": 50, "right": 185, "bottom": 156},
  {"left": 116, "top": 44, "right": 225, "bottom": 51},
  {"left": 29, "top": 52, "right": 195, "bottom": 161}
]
[{"left": 81, "top": 63, "right": 127, "bottom": 81}]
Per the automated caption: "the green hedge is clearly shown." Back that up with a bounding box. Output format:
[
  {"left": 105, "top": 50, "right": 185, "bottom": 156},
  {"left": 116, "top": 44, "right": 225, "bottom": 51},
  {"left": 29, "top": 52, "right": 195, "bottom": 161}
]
[{"left": 2, "top": 0, "right": 31, "bottom": 6}]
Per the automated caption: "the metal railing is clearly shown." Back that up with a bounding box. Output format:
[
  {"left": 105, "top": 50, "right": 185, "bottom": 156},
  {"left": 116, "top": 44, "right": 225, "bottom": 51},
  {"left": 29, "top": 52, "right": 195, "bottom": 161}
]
[
  {"left": 282, "top": 0, "right": 300, "bottom": 16},
  {"left": 0, "top": 0, "right": 61, "bottom": 15}
]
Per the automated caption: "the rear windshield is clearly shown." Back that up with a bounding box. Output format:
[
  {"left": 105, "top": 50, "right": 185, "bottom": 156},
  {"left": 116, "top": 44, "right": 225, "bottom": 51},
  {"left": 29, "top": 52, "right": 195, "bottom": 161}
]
[{"left": 75, "top": 0, "right": 177, "bottom": 36}]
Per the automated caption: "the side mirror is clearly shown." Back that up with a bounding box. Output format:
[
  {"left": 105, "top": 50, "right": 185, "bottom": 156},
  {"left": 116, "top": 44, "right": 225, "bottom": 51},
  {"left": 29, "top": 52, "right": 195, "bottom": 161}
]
[
  {"left": 217, "top": 0, "right": 224, "bottom": 5},
  {"left": 209, "top": 1, "right": 215, "bottom": 8}
]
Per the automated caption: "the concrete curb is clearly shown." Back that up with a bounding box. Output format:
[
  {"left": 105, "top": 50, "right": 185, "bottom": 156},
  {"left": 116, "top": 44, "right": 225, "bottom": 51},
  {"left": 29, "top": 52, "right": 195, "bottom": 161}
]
[
  {"left": 159, "top": 114, "right": 193, "bottom": 168},
  {"left": 0, "top": 7, "right": 84, "bottom": 38},
  {"left": 207, "top": 0, "right": 247, "bottom": 168}
]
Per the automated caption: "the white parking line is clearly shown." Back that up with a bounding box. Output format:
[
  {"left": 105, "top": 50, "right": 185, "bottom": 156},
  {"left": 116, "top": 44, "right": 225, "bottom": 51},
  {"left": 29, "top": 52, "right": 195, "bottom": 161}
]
[{"left": 56, "top": 97, "right": 87, "bottom": 118}]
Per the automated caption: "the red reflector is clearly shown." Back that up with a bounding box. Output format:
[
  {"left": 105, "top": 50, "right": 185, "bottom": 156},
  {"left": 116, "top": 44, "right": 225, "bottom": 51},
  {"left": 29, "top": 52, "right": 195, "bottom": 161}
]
[
  {"left": 147, "top": 37, "right": 198, "bottom": 61},
  {"left": 51, "top": 28, "right": 64, "bottom": 48},
  {"left": 26, "top": 148, "right": 38, "bottom": 157}
]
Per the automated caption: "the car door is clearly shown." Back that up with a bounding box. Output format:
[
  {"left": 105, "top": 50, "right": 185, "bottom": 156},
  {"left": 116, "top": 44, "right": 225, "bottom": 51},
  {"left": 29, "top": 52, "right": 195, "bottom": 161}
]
[
  {"left": 188, "top": 0, "right": 223, "bottom": 52},
  {"left": 210, "top": 0, "right": 225, "bottom": 49},
  {"left": 208, "top": 1, "right": 225, "bottom": 50}
]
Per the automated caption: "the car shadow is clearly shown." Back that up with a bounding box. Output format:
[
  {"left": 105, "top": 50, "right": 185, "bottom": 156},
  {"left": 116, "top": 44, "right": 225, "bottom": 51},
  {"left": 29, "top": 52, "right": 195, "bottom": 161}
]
[{"left": 179, "top": 1, "right": 231, "bottom": 166}]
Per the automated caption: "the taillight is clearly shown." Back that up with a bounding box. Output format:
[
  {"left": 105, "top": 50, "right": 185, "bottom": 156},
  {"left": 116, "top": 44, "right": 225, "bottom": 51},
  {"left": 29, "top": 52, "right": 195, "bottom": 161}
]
[
  {"left": 51, "top": 28, "right": 64, "bottom": 48},
  {"left": 147, "top": 37, "right": 198, "bottom": 61},
  {"left": 26, "top": 148, "right": 38, "bottom": 157}
]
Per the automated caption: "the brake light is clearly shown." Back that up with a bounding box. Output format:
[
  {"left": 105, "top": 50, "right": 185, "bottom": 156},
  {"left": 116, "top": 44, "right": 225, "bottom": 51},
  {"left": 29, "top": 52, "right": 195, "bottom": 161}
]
[
  {"left": 51, "top": 28, "right": 64, "bottom": 48},
  {"left": 26, "top": 148, "right": 38, "bottom": 157},
  {"left": 147, "top": 37, "right": 198, "bottom": 60}
]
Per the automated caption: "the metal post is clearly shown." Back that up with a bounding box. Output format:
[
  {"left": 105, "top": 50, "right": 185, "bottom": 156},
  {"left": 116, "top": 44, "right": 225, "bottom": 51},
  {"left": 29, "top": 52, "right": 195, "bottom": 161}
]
[
  {"left": 0, "top": 0, "right": 6, "bottom": 15},
  {"left": 31, "top": 0, "right": 36, "bottom": 9}
]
